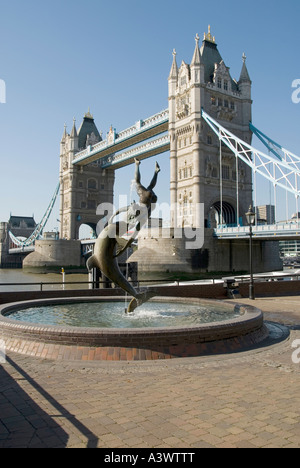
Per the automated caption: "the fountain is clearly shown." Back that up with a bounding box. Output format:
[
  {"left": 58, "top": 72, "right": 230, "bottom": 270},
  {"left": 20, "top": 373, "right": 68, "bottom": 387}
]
[
  {"left": 0, "top": 297, "right": 268, "bottom": 360},
  {"left": 0, "top": 160, "right": 270, "bottom": 361}
]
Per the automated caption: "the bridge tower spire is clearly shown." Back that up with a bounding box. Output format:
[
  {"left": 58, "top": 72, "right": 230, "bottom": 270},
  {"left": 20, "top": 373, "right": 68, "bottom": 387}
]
[{"left": 238, "top": 53, "right": 252, "bottom": 125}]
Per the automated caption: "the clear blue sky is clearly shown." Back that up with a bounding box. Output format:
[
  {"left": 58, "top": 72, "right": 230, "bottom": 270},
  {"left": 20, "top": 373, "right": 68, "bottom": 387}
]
[{"left": 1, "top": 0, "right": 300, "bottom": 232}]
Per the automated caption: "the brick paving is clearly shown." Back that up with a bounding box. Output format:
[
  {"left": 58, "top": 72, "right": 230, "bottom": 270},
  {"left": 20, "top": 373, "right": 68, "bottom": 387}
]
[{"left": 0, "top": 296, "right": 299, "bottom": 448}]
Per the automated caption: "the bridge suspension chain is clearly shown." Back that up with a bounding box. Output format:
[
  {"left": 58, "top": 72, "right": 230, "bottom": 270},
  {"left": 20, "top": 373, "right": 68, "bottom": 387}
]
[
  {"left": 9, "top": 182, "right": 60, "bottom": 247},
  {"left": 201, "top": 109, "right": 300, "bottom": 199}
]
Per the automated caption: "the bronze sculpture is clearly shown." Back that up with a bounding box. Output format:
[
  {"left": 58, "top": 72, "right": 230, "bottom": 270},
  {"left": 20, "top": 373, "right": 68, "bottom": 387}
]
[{"left": 87, "top": 158, "right": 160, "bottom": 312}]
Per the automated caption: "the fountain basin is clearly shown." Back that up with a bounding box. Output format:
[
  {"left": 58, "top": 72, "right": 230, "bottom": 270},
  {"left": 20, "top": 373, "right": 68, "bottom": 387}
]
[{"left": 0, "top": 297, "right": 268, "bottom": 361}]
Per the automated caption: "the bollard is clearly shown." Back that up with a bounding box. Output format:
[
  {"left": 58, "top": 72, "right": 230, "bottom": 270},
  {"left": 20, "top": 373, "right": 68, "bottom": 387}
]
[{"left": 61, "top": 267, "right": 65, "bottom": 290}]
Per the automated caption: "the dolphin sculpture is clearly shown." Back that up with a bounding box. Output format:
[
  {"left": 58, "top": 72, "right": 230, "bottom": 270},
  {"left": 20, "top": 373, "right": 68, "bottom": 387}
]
[{"left": 87, "top": 159, "right": 160, "bottom": 313}]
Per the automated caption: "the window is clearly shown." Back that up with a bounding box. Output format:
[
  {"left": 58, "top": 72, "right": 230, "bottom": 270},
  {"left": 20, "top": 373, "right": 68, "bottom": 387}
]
[
  {"left": 181, "top": 76, "right": 186, "bottom": 86},
  {"left": 88, "top": 179, "right": 97, "bottom": 190},
  {"left": 230, "top": 101, "right": 235, "bottom": 110},
  {"left": 212, "top": 167, "right": 218, "bottom": 178},
  {"left": 207, "top": 135, "right": 212, "bottom": 145},
  {"left": 218, "top": 98, "right": 222, "bottom": 107},
  {"left": 87, "top": 200, "right": 96, "bottom": 210},
  {"left": 224, "top": 100, "right": 229, "bottom": 108},
  {"left": 222, "top": 165, "right": 230, "bottom": 180},
  {"left": 217, "top": 78, "right": 222, "bottom": 89},
  {"left": 211, "top": 96, "right": 216, "bottom": 106},
  {"left": 224, "top": 80, "right": 228, "bottom": 91},
  {"left": 184, "top": 167, "right": 188, "bottom": 179},
  {"left": 183, "top": 197, "right": 188, "bottom": 216}
]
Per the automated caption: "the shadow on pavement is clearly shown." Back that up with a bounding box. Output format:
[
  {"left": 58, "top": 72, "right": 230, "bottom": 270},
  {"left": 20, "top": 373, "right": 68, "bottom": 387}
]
[{"left": 0, "top": 355, "right": 99, "bottom": 448}]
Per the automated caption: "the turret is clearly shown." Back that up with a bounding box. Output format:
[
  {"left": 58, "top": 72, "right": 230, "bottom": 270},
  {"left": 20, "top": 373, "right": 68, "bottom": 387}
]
[
  {"left": 238, "top": 53, "right": 252, "bottom": 129},
  {"left": 69, "top": 118, "right": 79, "bottom": 152},
  {"left": 238, "top": 53, "right": 252, "bottom": 99},
  {"left": 60, "top": 123, "right": 67, "bottom": 156},
  {"left": 190, "top": 33, "right": 204, "bottom": 85},
  {"left": 168, "top": 49, "right": 178, "bottom": 98},
  {"left": 190, "top": 33, "right": 204, "bottom": 119}
]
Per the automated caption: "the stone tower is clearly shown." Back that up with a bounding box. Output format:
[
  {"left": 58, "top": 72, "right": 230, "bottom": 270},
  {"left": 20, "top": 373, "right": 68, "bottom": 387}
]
[
  {"left": 168, "top": 27, "right": 253, "bottom": 229},
  {"left": 59, "top": 110, "right": 115, "bottom": 240}
]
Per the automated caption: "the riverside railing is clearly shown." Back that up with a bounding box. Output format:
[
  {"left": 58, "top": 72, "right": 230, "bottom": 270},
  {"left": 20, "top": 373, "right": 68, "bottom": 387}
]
[
  {"left": 0, "top": 274, "right": 299, "bottom": 292},
  {"left": 0, "top": 279, "right": 172, "bottom": 292}
]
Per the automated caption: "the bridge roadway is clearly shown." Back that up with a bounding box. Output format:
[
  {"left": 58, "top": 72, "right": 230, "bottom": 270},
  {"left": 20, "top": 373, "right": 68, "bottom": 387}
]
[
  {"left": 72, "top": 109, "right": 169, "bottom": 168},
  {"left": 214, "top": 223, "right": 300, "bottom": 240}
]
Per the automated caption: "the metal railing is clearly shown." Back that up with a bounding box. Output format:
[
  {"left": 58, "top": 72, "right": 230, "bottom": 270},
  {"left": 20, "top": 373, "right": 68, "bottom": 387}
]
[
  {"left": 0, "top": 273, "right": 299, "bottom": 292},
  {"left": 228, "top": 273, "right": 300, "bottom": 283},
  {"left": 0, "top": 279, "right": 171, "bottom": 292}
]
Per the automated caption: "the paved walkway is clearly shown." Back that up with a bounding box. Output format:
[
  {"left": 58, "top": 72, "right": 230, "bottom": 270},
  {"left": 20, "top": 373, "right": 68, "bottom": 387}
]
[{"left": 0, "top": 296, "right": 299, "bottom": 448}]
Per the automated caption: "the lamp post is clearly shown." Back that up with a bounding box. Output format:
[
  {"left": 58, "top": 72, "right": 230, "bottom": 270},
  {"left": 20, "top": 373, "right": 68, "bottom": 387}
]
[{"left": 246, "top": 205, "right": 255, "bottom": 300}]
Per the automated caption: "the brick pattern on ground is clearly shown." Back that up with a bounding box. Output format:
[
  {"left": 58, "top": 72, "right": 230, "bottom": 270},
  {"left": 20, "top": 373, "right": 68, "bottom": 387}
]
[{"left": 0, "top": 297, "right": 299, "bottom": 448}]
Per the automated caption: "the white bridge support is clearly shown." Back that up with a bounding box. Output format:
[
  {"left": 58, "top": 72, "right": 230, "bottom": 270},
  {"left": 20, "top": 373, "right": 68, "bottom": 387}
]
[{"left": 201, "top": 110, "right": 300, "bottom": 213}]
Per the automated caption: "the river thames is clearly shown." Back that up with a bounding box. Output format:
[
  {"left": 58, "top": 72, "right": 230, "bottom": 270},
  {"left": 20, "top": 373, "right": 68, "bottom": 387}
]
[{"left": 0, "top": 269, "right": 90, "bottom": 292}]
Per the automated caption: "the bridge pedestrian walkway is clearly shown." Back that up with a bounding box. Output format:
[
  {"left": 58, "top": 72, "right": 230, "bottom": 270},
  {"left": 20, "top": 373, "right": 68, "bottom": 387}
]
[
  {"left": 214, "top": 223, "right": 300, "bottom": 240},
  {"left": 0, "top": 296, "right": 299, "bottom": 448}
]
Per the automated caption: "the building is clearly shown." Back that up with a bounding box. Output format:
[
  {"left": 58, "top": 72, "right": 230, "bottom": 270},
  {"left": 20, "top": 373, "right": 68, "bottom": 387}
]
[
  {"left": 0, "top": 216, "right": 36, "bottom": 268},
  {"left": 168, "top": 27, "right": 253, "bottom": 229},
  {"left": 130, "top": 27, "right": 282, "bottom": 277},
  {"left": 256, "top": 205, "right": 275, "bottom": 225},
  {"left": 59, "top": 111, "right": 114, "bottom": 240}
]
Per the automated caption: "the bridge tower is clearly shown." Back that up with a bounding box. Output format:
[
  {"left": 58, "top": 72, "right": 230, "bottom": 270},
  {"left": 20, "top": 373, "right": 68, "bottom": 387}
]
[
  {"left": 168, "top": 27, "right": 253, "bottom": 229},
  {"left": 59, "top": 110, "right": 115, "bottom": 239}
]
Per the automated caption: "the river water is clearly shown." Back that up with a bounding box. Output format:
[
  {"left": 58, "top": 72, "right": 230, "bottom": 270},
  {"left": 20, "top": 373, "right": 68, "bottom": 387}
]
[{"left": 0, "top": 269, "right": 89, "bottom": 292}]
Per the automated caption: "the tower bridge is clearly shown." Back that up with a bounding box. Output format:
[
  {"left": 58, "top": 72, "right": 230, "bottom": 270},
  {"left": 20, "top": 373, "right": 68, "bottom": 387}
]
[{"left": 6, "top": 26, "right": 300, "bottom": 274}]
